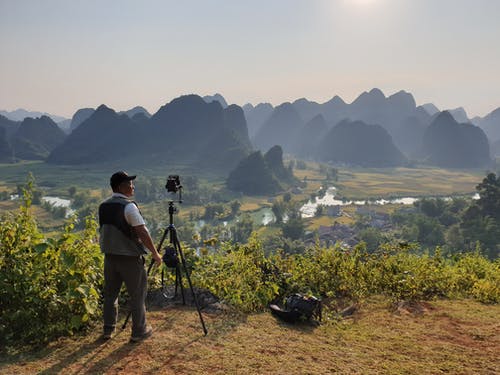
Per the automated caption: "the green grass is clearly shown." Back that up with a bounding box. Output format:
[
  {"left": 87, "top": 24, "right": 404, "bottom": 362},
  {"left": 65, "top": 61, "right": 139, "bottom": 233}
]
[
  {"left": 0, "top": 159, "right": 224, "bottom": 192},
  {"left": 1, "top": 297, "right": 498, "bottom": 374}
]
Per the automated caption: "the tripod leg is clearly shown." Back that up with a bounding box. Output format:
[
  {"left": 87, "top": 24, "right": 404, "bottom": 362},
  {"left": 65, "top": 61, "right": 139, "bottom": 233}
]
[
  {"left": 174, "top": 267, "right": 178, "bottom": 298},
  {"left": 173, "top": 233, "right": 208, "bottom": 335},
  {"left": 176, "top": 264, "right": 186, "bottom": 304}
]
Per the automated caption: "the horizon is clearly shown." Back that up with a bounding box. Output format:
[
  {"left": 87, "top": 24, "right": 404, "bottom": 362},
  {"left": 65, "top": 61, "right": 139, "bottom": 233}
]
[{"left": 1, "top": 0, "right": 500, "bottom": 118}]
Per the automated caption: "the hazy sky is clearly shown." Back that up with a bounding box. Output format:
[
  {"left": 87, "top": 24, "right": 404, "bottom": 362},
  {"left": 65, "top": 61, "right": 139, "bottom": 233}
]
[{"left": 1, "top": 0, "right": 499, "bottom": 118}]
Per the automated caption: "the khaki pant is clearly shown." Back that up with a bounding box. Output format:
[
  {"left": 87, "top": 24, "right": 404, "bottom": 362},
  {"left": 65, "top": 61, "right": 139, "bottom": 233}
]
[{"left": 103, "top": 254, "right": 147, "bottom": 337}]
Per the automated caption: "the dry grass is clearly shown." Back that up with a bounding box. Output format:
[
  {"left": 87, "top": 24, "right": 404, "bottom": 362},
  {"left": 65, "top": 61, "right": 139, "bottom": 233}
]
[
  {"left": 1, "top": 298, "right": 498, "bottom": 375},
  {"left": 336, "top": 167, "right": 482, "bottom": 199}
]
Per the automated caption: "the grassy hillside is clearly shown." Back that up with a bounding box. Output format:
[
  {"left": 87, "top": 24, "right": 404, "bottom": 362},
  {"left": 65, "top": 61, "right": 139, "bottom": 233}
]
[{"left": 1, "top": 298, "right": 498, "bottom": 374}]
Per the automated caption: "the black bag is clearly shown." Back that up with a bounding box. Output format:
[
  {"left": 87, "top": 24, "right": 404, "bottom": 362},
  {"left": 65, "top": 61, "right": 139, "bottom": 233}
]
[
  {"left": 269, "top": 293, "right": 322, "bottom": 323},
  {"left": 162, "top": 245, "right": 179, "bottom": 268}
]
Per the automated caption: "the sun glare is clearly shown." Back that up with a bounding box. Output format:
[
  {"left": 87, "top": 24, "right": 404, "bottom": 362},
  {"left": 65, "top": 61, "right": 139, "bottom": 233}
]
[{"left": 349, "top": 0, "right": 378, "bottom": 7}]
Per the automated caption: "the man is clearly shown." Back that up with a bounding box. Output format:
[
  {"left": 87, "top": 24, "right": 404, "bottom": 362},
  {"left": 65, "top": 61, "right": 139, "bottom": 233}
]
[{"left": 98, "top": 171, "right": 162, "bottom": 342}]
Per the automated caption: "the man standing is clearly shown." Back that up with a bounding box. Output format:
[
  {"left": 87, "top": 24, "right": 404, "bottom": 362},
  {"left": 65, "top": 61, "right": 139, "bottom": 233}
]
[{"left": 98, "top": 171, "right": 162, "bottom": 342}]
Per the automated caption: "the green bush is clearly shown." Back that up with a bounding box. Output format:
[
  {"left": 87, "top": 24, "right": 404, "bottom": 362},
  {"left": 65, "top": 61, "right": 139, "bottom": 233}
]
[
  {"left": 450, "top": 250, "right": 500, "bottom": 303},
  {"left": 287, "top": 243, "right": 369, "bottom": 299},
  {"left": 192, "top": 235, "right": 282, "bottom": 312},
  {"left": 0, "top": 181, "right": 103, "bottom": 346},
  {"left": 192, "top": 240, "right": 499, "bottom": 309},
  {"left": 368, "top": 245, "right": 453, "bottom": 302}
]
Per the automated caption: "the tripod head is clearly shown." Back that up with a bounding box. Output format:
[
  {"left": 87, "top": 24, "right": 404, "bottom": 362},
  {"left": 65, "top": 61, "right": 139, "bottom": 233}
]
[
  {"left": 165, "top": 175, "right": 183, "bottom": 224},
  {"left": 165, "top": 175, "right": 183, "bottom": 204}
]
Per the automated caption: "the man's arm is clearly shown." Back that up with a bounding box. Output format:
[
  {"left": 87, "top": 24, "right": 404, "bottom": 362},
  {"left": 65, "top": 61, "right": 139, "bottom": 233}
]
[{"left": 134, "top": 224, "right": 162, "bottom": 265}]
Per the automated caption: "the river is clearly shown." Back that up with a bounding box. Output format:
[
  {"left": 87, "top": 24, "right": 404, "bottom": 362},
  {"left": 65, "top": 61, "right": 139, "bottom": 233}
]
[{"left": 299, "top": 187, "right": 478, "bottom": 218}]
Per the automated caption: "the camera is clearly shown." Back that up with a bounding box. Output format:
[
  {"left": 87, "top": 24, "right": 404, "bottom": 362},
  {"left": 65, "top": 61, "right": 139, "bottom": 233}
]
[{"left": 165, "top": 175, "right": 181, "bottom": 193}]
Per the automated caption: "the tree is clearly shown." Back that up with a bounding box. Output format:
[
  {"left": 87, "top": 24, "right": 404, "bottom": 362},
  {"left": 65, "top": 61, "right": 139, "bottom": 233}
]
[
  {"left": 459, "top": 172, "right": 500, "bottom": 258},
  {"left": 272, "top": 200, "right": 285, "bottom": 224},
  {"left": 230, "top": 200, "right": 241, "bottom": 217},
  {"left": 282, "top": 217, "right": 305, "bottom": 240},
  {"left": 416, "top": 198, "right": 446, "bottom": 218},
  {"left": 232, "top": 214, "right": 254, "bottom": 243},
  {"left": 358, "top": 227, "right": 384, "bottom": 252},
  {"left": 475, "top": 172, "right": 500, "bottom": 220},
  {"left": 203, "top": 203, "right": 225, "bottom": 221}
]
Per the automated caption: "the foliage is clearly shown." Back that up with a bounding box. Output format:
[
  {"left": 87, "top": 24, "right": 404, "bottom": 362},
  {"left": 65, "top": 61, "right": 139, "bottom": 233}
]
[
  {"left": 0, "top": 178, "right": 102, "bottom": 347},
  {"left": 2, "top": 174, "right": 500, "bottom": 349},
  {"left": 192, "top": 235, "right": 284, "bottom": 312},
  {"left": 281, "top": 217, "right": 305, "bottom": 240},
  {"left": 231, "top": 213, "right": 254, "bottom": 243},
  {"left": 192, "top": 239, "right": 499, "bottom": 313},
  {"left": 391, "top": 173, "right": 500, "bottom": 259},
  {"left": 357, "top": 227, "right": 386, "bottom": 252}
]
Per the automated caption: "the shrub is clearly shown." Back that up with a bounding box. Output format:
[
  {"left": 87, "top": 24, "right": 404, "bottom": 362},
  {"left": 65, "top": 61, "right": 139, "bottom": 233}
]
[
  {"left": 0, "top": 181, "right": 103, "bottom": 347},
  {"left": 192, "top": 235, "right": 282, "bottom": 312}
]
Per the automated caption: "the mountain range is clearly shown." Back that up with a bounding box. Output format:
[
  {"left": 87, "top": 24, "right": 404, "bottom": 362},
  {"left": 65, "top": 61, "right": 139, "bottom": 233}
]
[
  {"left": 0, "top": 114, "right": 66, "bottom": 161},
  {"left": 46, "top": 95, "right": 252, "bottom": 173},
  {"left": 1, "top": 89, "right": 498, "bottom": 173},
  {"left": 244, "top": 88, "right": 498, "bottom": 164},
  {"left": 0, "top": 109, "right": 67, "bottom": 123}
]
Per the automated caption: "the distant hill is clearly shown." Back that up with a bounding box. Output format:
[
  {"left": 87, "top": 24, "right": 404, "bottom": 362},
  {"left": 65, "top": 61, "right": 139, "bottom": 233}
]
[
  {"left": 422, "top": 111, "right": 491, "bottom": 168},
  {"left": 0, "top": 126, "right": 13, "bottom": 162},
  {"left": 246, "top": 88, "right": 432, "bottom": 158},
  {"left": 0, "top": 114, "right": 20, "bottom": 139},
  {"left": 227, "top": 145, "right": 294, "bottom": 195},
  {"left": 291, "top": 98, "right": 323, "bottom": 124},
  {"left": 148, "top": 95, "right": 251, "bottom": 171},
  {"left": 317, "top": 119, "right": 407, "bottom": 167},
  {"left": 0, "top": 109, "right": 67, "bottom": 123},
  {"left": 491, "top": 139, "right": 500, "bottom": 157},
  {"left": 263, "top": 145, "right": 296, "bottom": 184},
  {"left": 203, "top": 93, "right": 228, "bottom": 108},
  {"left": 253, "top": 103, "right": 303, "bottom": 153},
  {"left": 12, "top": 116, "right": 67, "bottom": 160},
  {"left": 421, "top": 103, "right": 440, "bottom": 116},
  {"left": 292, "top": 114, "right": 328, "bottom": 158},
  {"left": 118, "top": 106, "right": 151, "bottom": 119},
  {"left": 57, "top": 119, "right": 72, "bottom": 133},
  {"left": 446, "top": 107, "right": 470, "bottom": 123},
  {"left": 49, "top": 105, "right": 152, "bottom": 164},
  {"left": 243, "top": 102, "right": 274, "bottom": 139},
  {"left": 48, "top": 95, "right": 252, "bottom": 172},
  {"left": 392, "top": 107, "right": 431, "bottom": 157},
  {"left": 69, "top": 108, "right": 95, "bottom": 132},
  {"left": 474, "top": 107, "right": 500, "bottom": 143}
]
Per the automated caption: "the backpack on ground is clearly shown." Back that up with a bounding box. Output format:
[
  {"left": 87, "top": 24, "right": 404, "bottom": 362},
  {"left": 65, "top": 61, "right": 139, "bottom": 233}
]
[{"left": 269, "top": 293, "right": 322, "bottom": 323}]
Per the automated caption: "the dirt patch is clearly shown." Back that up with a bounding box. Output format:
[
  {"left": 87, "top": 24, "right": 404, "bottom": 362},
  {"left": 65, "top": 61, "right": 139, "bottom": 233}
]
[
  {"left": 394, "top": 300, "right": 434, "bottom": 315},
  {"left": 147, "top": 286, "right": 231, "bottom": 314}
]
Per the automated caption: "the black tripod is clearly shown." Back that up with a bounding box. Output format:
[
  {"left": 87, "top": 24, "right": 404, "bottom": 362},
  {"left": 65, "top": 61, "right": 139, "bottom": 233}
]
[{"left": 122, "top": 197, "right": 208, "bottom": 336}]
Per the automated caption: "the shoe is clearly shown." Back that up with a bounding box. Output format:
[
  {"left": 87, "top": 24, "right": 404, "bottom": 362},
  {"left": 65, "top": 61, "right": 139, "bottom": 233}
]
[
  {"left": 102, "top": 331, "right": 114, "bottom": 340},
  {"left": 101, "top": 326, "right": 115, "bottom": 340},
  {"left": 130, "top": 325, "right": 153, "bottom": 343}
]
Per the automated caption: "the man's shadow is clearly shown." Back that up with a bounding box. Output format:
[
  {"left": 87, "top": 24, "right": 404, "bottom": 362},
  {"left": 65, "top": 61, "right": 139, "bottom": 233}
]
[{"left": 38, "top": 330, "right": 134, "bottom": 375}]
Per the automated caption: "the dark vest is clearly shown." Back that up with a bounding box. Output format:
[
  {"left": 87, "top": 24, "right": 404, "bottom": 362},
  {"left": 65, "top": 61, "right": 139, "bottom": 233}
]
[{"left": 98, "top": 196, "right": 146, "bottom": 256}]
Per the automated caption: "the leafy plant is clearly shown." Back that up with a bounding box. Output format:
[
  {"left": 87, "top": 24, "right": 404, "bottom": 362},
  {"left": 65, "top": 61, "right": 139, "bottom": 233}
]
[{"left": 0, "top": 178, "right": 103, "bottom": 346}]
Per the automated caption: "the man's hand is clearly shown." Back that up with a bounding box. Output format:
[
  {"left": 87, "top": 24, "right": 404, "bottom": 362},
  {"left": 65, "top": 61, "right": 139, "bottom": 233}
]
[
  {"left": 134, "top": 224, "right": 162, "bottom": 266},
  {"left": 152, "top": 251, "right": 162, "bottom": 266}
]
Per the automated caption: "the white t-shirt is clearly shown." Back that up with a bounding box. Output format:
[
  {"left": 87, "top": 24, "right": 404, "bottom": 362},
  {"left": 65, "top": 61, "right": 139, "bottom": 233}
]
[{"left": 111, "top": 193, "right": 145, "bottom": 227}]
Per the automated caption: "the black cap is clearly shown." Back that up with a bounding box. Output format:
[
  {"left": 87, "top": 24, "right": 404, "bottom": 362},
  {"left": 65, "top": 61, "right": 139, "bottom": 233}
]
[{"left": 110, "top": 171, "right": 136, "bottom": 189}]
